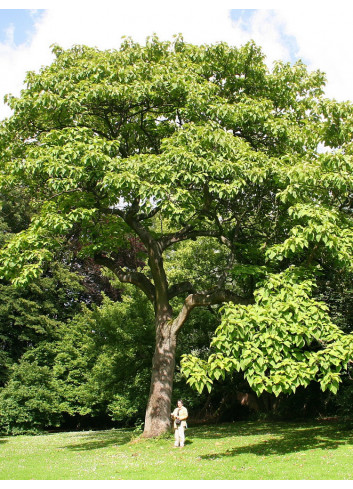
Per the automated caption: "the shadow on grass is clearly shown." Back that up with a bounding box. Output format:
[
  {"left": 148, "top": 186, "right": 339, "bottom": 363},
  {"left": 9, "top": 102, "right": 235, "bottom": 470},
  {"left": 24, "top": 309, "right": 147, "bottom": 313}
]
[
  {"left": 0, "top": 438, "right": 8, "bottom": 444},
  {"left": 194, "top": 422, "right": 353, "bottom": 460},
  {"left": 60, "top": 429, "right": 136, "bottom": 451}
]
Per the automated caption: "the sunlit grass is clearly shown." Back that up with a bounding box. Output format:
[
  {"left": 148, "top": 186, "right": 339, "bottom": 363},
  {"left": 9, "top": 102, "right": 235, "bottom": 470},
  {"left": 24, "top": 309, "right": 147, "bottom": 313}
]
[{"left": 1, "top": 421, "right": 353, "bottom": 479}]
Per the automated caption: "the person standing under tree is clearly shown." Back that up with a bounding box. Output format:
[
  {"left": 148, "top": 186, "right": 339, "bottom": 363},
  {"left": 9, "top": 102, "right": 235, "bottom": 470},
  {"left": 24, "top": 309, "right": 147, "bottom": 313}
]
[{"left": 171, "top": 400, "right": 188, "bottom": 447}]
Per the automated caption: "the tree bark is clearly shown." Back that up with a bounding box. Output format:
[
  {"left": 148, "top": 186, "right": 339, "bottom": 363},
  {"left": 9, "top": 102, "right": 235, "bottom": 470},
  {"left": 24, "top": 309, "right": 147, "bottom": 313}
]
[{"left": 142, "top": 308, "right": 177, "bottom": 437}]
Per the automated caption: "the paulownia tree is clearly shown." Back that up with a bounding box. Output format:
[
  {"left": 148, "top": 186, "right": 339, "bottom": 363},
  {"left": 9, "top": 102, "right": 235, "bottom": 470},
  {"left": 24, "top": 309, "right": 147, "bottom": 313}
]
[{"left": 1, "top": 36, "right": 353, "bottom": 436}]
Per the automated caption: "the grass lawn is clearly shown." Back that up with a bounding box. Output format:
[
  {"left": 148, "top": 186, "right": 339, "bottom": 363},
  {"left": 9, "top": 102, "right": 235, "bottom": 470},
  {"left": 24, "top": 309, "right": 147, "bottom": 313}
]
[{"left": 1, "top": 420, "right": 353, "bottom": 480}]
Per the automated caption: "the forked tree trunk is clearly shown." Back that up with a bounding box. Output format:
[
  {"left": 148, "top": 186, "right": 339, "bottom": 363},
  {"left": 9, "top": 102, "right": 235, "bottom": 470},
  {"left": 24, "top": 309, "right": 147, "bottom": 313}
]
[
  {"left": 95, "top": 224, "right": 248, "bottom": 437},
  {"left": 143, "top": 315, "right": 177, "bottom": 438},
  {"left": 96, "top": 230, "right": 251, "bottom": 437},
  {"left": 141, "top": 290, "right": 245, "bottom": 437}
]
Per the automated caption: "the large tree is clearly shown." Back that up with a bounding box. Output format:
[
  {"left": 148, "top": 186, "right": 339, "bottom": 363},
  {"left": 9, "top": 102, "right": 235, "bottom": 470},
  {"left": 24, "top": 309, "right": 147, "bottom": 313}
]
[{"left": 1, "top": 36, "right": 353, "bottom": 436}]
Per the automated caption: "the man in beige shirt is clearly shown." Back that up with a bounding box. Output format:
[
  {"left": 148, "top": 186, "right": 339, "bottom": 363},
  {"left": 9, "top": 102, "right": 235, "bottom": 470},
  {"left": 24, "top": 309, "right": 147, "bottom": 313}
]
[{"left": 171, "top": 399, "right": 188, "bottom": 447}]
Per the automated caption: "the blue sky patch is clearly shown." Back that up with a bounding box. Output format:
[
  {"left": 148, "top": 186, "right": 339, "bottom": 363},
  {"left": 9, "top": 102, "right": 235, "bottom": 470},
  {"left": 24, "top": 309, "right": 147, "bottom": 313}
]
[
  {"left": 0, "top": 9, "right": 45, "bottom": 45},
  {"left": 230, "top": 9, "right": 258, "bottom": 32},
  {"left": 230, "top": 9, "right": 301, "bottom": 64}
]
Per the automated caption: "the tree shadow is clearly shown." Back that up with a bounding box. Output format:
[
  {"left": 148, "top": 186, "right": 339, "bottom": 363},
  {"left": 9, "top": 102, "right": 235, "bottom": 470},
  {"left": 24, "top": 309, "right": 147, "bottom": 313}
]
[
  {"left": 196, "top": 422, "right": 353, "bottom": 460},
  {"left": 191, "top": 422, "right": 273, "bottom": 440},
  {"left": 60, "top": 429, "right": 135, "bottom": 451},
  {"left": 0, "top": 438, "right": 8, "bottom": 444}
]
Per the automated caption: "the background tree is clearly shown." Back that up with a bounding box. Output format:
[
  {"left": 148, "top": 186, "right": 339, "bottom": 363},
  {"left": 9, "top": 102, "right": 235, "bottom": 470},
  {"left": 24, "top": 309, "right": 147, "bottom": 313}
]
[
  {"left": 1, "top": 36, "right": 353, "bottom": 436},
  {"left": 0, "top": 286, "right": 155, "bottom": 434}
]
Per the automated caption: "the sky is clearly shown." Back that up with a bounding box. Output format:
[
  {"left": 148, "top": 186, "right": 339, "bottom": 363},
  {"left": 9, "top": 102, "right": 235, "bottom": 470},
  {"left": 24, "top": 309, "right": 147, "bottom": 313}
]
[{"left": 1, "top": 2, "right": 353, "bottom": 120}]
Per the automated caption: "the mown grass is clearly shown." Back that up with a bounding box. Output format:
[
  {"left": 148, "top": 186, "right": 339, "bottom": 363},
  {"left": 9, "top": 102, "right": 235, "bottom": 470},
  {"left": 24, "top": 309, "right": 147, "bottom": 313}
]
[{"left": 1, "top": 420, "right": 353, "bottom": 480}]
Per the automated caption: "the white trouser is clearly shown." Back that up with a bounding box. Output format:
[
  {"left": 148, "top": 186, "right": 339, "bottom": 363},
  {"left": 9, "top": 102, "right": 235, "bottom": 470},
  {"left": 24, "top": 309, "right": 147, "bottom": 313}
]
[{"left": 174, "top": 425, "right": 185, "bottom": 446}]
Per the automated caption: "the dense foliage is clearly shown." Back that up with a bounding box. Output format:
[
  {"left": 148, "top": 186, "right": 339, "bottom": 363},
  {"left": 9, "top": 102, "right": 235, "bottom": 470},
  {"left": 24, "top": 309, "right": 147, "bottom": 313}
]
[
  {"left": 181, "top": 268, "right": 353, "bottom": 396},
  {"left": 0, "top": 287, "right": 154, "bottom": 434}
]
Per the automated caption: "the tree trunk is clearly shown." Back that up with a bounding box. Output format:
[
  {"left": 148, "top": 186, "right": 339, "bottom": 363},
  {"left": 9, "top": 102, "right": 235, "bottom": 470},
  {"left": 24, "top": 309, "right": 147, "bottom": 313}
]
[{"left": 143, "top": 313, "right": 177, "bottom": 437}]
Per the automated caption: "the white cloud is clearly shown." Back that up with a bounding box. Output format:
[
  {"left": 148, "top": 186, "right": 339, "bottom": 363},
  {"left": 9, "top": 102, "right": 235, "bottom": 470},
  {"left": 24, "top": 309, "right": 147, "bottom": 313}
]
[
  {"left": 276, "top": 7, "right": 353, "bottom": 101},
  {"left": 1, "top": 4, "right": 353, "bottom": 121},
  {"left": 229, "top": 7, "right": 353, "bottom": 102},
  {"left": 230, "top": 10, "right": 293, "bottom": 65}
]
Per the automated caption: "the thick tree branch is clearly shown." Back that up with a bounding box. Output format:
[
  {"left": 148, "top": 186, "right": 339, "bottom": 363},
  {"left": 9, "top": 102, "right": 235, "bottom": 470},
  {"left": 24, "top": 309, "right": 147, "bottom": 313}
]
[
  {"left": 137, "top": 205, "right": 162, "bottom": 221},
  {"left": 158, "top": 226, "right": 221, "bottom": 251},
  {"left": 123, "top": 214, "right": 172, "bottom": 313},
  {"left": 172, "top": 288, "right": 253, "bottom": 334},
  {"left": 125, "top": 198, "right": 141, "bottom": 219},
  {"left": 99, "top": 209, "right": 171, "bottom": 312},
  {"left": 168, "top": 281, "right": 195, "bottom": 300},
  {"left": 94, "top": 253, "right": 155, "bottom": 303}
]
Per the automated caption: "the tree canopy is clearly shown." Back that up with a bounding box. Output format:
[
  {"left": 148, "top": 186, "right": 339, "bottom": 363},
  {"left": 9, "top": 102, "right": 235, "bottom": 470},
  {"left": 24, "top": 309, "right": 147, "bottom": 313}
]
[{"left": 1, "top": 36, "right": 353, "bottom": 436}]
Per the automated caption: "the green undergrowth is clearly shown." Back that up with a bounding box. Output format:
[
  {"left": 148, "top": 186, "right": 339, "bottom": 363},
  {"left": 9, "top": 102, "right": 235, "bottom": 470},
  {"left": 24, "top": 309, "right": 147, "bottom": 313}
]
[{"left": 1, "top": 421, "right": 353, "bottom": 480}]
